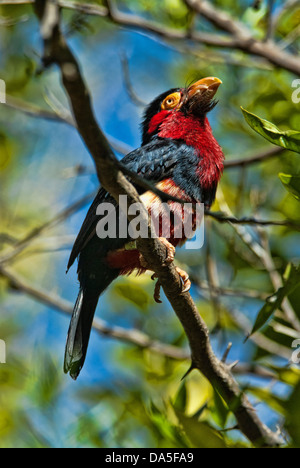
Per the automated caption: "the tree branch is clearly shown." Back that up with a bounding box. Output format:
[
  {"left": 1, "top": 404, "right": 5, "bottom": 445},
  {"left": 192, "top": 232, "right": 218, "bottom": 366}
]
[
  {"left": 1, "top": 0, "right": 299, "bottom": 75},
  {"left": 185, "top": 0, "right": 300, "bottom": 75},
  {"left": 0, "top": 263, "right": 280, "bottom": 380},
  {"left": 4, "top": 94, "right": 133, "bottom": 156},
  {"left": 0, "top": 191, "right": 95, "bottom": 265},
  {"left": 0, "top": 264, "right": 189, "bottom": 360},
  {"left": 224, "top": 146, "right": 284, "bottom": 169}
]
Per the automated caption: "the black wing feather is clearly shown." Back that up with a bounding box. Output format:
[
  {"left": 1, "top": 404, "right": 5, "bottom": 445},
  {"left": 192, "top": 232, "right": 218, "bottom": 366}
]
[{"left": 68, "top": 138, "right": 193, "bottom": 269}]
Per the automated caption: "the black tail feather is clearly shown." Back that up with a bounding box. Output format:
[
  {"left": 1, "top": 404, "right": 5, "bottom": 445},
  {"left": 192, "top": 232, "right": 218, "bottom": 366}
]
[{"left": 64, "top": 288, "right": 99, "bottom": 380}]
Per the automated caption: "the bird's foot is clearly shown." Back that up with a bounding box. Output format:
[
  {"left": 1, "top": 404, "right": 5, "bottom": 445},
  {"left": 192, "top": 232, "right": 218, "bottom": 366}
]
[
  {"left": 151, "top": 266, "right": 191, "bottom": 304},
  {"left": 175, "top": 267, "right": 191, "bottom": 293},
  {"left": 138, "top": 238, "right": 188, "bottom": 303},
  {"left": 139, "top": 238, "right": 176, "bottom": 269},
  {"left": 151, "top": 273, "right": 163, "bottom": 304},
  {"left": 159, "top": 238, "right": 176, "bottom": 265}
]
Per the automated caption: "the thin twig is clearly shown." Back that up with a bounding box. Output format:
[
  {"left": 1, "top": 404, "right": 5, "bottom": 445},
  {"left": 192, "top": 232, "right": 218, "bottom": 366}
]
[
  {"left": 191, "top": 275, "right": 269, "bottom": 301},
  {"left": 0, "top": 191, "right": 95, "bottom": 265},
  {"left": 265, "top": 0, "right": 275, "bottom": 42},
  {"left": 205, "top": 210, "right": 300, "bottom": 232},
  {"left": 4, "top": 95, "right": 132, "bottom": 156},
  {"left": 224, "top": 146, "right": 284, "bottom": 169},
  {"left": 120, "top": 53, "right": 146, "bottom": 107},
  {"left": 221, "top": 342, "right": 233, "bottom": 363}
]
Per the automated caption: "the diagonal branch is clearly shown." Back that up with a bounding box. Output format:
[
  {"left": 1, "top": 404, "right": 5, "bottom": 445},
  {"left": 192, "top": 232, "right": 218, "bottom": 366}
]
[
  {"left": 185, "top": 0, "right": 300, "bottom": 75},
  {"left": 1, "top": 263, "right": 280, "bottom": 379},
  {"left": 1, "top": 0, "right": 299, "bottom": 75},
  {"left": 0, "top": 191, "right": 95, "bottom": 265},
  {"left": 4, "top": 94, "right": 133, "bottom": 156},
  {"left": 224, "top": 146, "right": 284, "bottom": 169},
  {"left": 205, "top": 210, "right": 300, "bottom": 232},
  {"left": 0, "top": 264, "right": 188, "bottom": 360},
  {"left": 33, "top": 0, "right": 282, "bottom": 447}
]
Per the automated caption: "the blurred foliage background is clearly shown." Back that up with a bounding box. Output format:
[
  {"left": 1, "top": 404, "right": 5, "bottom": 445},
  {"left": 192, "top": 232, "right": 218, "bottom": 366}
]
[{"left": 0, "top": 0, "right": 299, "bottom": 448}]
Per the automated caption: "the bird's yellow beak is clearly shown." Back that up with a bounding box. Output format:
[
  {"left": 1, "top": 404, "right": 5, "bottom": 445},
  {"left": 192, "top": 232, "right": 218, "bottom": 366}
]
[{"left": 187, "top": 77, "right": 222, "bottom": 100}]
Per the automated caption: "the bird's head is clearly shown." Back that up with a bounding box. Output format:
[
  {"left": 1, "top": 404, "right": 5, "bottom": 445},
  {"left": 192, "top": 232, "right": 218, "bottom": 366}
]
[{"left": 141, "top": 77, "right": 222, "bottom": 145}]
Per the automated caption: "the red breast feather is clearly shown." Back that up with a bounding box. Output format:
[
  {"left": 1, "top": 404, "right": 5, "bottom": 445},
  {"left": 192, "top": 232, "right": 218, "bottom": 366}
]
[{"left": 151, "top": 111, "right": 224, "bottom": 189}]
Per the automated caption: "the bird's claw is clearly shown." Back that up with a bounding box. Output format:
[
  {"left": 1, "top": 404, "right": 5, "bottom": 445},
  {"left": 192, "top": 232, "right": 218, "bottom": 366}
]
[
  {"left": 159, "top": 237, "right": 176, "bottom": 265},
  {"left": 151, "top": 267, "right": 191, "bottom": 303},
  {"left": 153, "top": 276, "right": 163, "bottom": 304},
  {"left": 139, "top": 238, "right": 189, "bottom": 303},
  {"left": 176, "top": 266, "right": 191, "bottom": 293}
]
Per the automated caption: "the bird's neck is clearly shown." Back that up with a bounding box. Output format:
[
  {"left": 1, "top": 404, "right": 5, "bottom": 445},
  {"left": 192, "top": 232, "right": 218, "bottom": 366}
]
[{"left": 156, "top": 112, "right": 224, "bottom": 189}]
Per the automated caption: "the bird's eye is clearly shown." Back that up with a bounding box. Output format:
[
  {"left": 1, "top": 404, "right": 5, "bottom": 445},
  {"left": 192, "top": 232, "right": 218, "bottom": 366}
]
[{"left": 161, "top": 92, "right": 181, "bottom": 110}]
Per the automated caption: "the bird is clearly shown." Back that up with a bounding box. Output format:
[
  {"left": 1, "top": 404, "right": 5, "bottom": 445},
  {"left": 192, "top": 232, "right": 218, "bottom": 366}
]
[{"left": 64, "top": 77, "right": 225, "bottom": 380}]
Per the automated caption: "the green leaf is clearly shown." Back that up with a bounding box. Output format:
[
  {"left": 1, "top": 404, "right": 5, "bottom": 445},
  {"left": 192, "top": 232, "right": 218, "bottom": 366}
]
[
  {"left": 31, "top": 354, "right": 61, "bottom": 407},
  {"left": 241, "top": 107, "right": 300, "bottom": 153},
  {"left": 248, "top": 263, "right": 300, "bottom": 338},
  {"left": 114, "top": 282, "right": 150, "bottom": 311},
  {"left": 148, "top": 402, "right": 188, "bottom": 448},
  {"left": 212, "top": 390, "right": 229, "bottom": 429},
  {"left": 279, "top": 173, "right": 300, "bottom": 201},
  {"left": 173, "top": 382, "right": 187, "bottom": 412},
  {"left": 0, "top": 133, "right": 13, "bottom": 171},
  {"left": 174, "top": 409, "right": 227, "bottom": 448}
]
